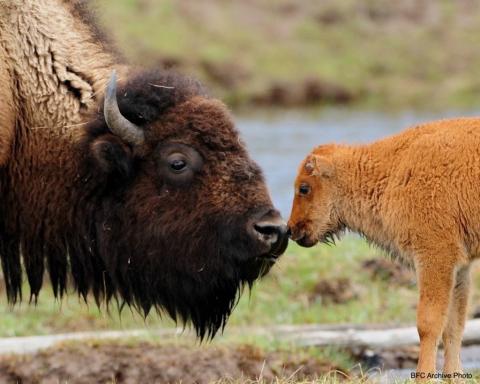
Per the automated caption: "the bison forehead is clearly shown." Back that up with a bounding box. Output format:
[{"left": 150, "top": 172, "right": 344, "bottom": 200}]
[
  {"left": 115, "top": 69, "right": 207, "bottom": 126},
  {"left": 109, "top": 71, "right": 244, "bottom": 153},
  {"left": 147, "top": 97, "right": 243, "bottom": 153}
]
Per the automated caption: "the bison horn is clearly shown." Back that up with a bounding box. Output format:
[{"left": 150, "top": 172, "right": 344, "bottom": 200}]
[{"left": 104, "top": 70, "right": 145, "bottom": 146}]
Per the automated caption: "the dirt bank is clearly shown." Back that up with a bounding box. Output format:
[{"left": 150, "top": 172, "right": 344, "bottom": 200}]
[{"left": 0, "top": 342, "right": 343, "bottom": 384}]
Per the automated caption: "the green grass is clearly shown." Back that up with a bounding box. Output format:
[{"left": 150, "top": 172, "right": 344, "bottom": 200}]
[
  {"left": 1, "top": 235, "right": 478, "bottom": 338},
  {"left": 94, "top": 0, "right": 480, "bottom": 109},
  {"left": 0, "top": 235, "right": 463, "bottom": 338},
  {"left": 231, "top": 237, "right": 418, "bottom": 327}
]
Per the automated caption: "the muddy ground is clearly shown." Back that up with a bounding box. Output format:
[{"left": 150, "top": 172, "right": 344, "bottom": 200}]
[
  {"left": 0, "top": 338, "right": 477, "bottom": 383},
  {"left": 0, "top": 342, "right": 343, "bottom": 384}
]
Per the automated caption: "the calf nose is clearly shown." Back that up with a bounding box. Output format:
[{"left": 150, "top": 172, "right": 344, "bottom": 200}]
[
  {"left": 252, "top": 211, "right": 289, "bottom": 257},
  {"left": 287, "top": 220, "right": 305, "bottom": 241}
]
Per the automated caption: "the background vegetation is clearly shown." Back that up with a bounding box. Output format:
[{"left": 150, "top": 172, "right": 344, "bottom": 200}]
[{"left": 97, "top": 0, "right": 480, "bottom": 109}]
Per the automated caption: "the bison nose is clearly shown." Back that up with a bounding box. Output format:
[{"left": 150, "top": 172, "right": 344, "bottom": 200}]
[{"left": 252, "top": 211, "right": 289, "bottom": 257}]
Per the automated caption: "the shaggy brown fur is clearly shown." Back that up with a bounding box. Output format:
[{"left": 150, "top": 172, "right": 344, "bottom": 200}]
[
  {"left": 0, "top": 0, "right": 288, "bottom": 339},
  {"left": 288, "top": 118, "right": 480, "bottom": 377}
]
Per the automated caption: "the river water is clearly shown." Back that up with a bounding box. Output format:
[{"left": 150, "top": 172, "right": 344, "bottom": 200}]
[{"left": 237, "top": 107, "right": 480, "bottom": 217}]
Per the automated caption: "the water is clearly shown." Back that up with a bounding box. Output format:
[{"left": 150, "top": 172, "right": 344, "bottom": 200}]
[{"left": 237, "top": 107, "right": 480, "bottom": 217}]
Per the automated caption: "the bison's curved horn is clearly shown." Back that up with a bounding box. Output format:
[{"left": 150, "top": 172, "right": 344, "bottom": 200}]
[{"left": 104, "top": 70, "right": 145, "bottom": 146}]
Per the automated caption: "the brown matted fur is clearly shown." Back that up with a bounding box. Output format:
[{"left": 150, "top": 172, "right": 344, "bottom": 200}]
[
  {"left": 0, "top": 0, "right": 287, "bottom": 339},
  {"left": 288, "top": 118, "right": 480, "bottom": 377}
]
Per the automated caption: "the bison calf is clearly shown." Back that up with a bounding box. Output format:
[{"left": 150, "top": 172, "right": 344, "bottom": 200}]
[{"left": 288, "top": 118, "right": 480, "bottom": 377}]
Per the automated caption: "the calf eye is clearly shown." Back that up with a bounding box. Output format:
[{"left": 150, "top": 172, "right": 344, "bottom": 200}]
[{"left": 299, "top": 183, "right": 310, "bottom": 195}]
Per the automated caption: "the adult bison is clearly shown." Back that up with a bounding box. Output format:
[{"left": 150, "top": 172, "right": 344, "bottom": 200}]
[{"left": 0, "top": 1, "right": 288, "bottom": 339}]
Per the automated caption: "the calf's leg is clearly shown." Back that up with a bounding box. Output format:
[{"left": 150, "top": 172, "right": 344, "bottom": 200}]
[
  {"left": 415, "top": 254, "right": 458, "bottom": 378},
  {"left": 442, "top": 264, "right": 471, "bottom": 375}
]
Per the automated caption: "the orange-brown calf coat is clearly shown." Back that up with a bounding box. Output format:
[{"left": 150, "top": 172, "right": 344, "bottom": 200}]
[{"left": 289, "top": 118, "right": 480, "bottom": 377}]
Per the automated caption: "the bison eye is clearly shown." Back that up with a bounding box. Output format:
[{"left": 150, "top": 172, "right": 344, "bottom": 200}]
[
  {"left": 156, "top": 143, "right": 203, "bottom": 186},
  {"left": 169, "top": 158, "right": 187, "bottom": 173},
  {"left": 299, "top": 183, "right": 311, "bottom": 196}
]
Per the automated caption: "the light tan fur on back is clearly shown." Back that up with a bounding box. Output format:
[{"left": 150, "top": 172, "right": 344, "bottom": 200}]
[
  {"left": 288, "top": 118, "right": 480, "bottom": 379},
  {"left": 0, "top": 0, "right": 126, "bottom": 164},
  {"left": 0, "top": 42, "right": 15, "bottom": 165}
]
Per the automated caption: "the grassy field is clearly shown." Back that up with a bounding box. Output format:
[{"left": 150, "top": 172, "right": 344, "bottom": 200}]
[
  {"left": 1, "top": 235, "right": 478, "bottom": 337},
  {"left": 94, "top": 0, "right": 480, "bottom": 110}
]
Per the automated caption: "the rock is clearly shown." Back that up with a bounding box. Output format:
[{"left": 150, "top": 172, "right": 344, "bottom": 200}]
[{"left": 352, "top": 345, "right": 419, "bottom": 370}]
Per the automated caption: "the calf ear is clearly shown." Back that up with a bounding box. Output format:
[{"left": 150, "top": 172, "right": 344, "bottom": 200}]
[
  {"left": 305, "top": 154, "right": 334, "bottom": 178},
  {"left": 89, "top": 134, "right": 133, "bottom": 178}
]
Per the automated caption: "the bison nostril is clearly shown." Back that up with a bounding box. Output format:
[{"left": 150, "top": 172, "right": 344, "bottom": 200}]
[
  {"left": 254, "top": 222, "right": 277, "bottom": 236},
  {"left": 249, "top": 209, "right": 289, "bottom": 257},
  {"left": 253, "top": 216, "right": 288, "bottom": 248},
  {"left": 254, "top": 221, "right": 287, "bottom": 240},
  {"left": 254, "top": 224, "right": 278, "bottom": 245}
]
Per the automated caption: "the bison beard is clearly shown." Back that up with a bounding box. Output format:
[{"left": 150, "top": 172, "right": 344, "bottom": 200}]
[
  {"left": 0, "top": 202, "right": 269, "bottom": 340},
  {"left": 70, "top": 205, "right": 273, "bottom": 340}
]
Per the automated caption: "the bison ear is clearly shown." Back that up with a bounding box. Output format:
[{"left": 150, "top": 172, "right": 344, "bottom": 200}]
[
  {"left": 90, "top": 134, "right": 133, "bottom": 178},
  {"left": 305, "top": 154, "right": 334, "bottom": 178}
]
